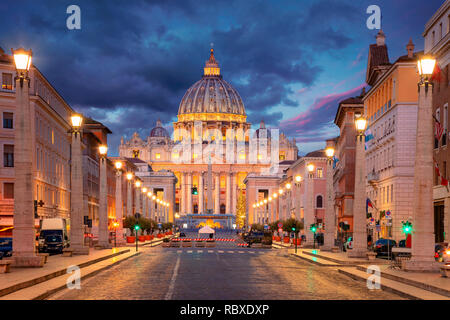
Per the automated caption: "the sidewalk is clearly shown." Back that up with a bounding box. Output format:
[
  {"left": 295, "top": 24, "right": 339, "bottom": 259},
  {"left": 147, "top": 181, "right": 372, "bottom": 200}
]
[{"left": 293, "top": 248, "right": 388, "bottom": 266}]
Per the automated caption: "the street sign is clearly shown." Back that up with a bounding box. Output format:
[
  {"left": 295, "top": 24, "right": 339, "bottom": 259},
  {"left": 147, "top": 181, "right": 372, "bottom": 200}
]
[
  {"left": 278, "top": 228, "right": 283, "bottom": 234},
  {"left": 385, "top": 210, "right": 391, "bottom": 217},
  {"left": 277, "top": 222, "right": 283, "bottom": 228},
  {"left": 264, "top": 224, "right": 269, "bottom": 230},
  {"left": 158, "top": 223, "right": 162, "bottom": 228}
]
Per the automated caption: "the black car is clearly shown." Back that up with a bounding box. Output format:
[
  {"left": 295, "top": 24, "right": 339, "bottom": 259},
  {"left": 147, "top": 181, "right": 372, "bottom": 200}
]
[
  {"left": 0, "top": 237, "right": 12, "bottom": 258},
  {"left": 41, "top": 235, "right": 64, "bottom": 254},
  {"left": 179, "top": 232, "right": 186, "bottom": 238},
  {"left": 243, "top": 231, "right": 264, "bottom": 246},
  {"left": 374, "top": 238, "right": 397, "bottom": 258}
]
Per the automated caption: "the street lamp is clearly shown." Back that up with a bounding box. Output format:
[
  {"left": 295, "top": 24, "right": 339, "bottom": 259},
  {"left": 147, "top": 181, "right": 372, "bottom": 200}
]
[
  {"left": 323, "top": 142, "right": 336, "bottom": 251},
  {"left": 403, "top": 54, "right": 438, "bottom": 271},
  {"left": 112, "top": 221, "right": 119, "bottom": 247},
  {"left": 295, "top": 175, "right": 302, "bottom": 183},
  {"left": 115, "top": 161, "right": 123, "bottom": 170},
  {"left": 98, "top": 144, "right": 110, "bottom": 248},
  {"left": 286, "top": 183, "right": 291, "bottom": 190},
  {"left": 11, "top": 48, "right": 42, "bottom": 266},
  {"left": 114, "top": 161, "right": 124, "bottom": 246},
  {"left": 126, "top": 172, "right": 133, "bottom": 180},
  {"left": 307, "top": 163, "right": 315, "bottom": 175},
  {"left": 71, "top": 114, "right": 83, "bottom": 132}
]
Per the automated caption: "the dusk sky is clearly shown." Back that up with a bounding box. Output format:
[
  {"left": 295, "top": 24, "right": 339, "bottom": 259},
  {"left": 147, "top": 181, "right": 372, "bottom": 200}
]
[{"left": 0, "top": 0, "right": 444, "bottom": 155}]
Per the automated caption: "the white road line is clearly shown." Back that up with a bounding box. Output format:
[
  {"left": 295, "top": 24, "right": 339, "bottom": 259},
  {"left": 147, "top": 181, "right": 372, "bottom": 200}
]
[
  {"left": 197, "top": 250, "right": 203, "bottom": 253},
  {"left": 177, "top": 250, "right": 182, "bottom": 254},
  {"left": 218, "top": 250, "right": 224, "bottom": 253},
  {"left": 164, "top": 255, "right": 180, "bottom": 300},
  {"left": 228, "top": 251, "right": 234, "bottom": 253},
  {"left": 187, "top": 250, "right": 193, "bottom": 253},
  {"left": 208, "top": 250, "right": 214, "bottom": 253},
  {"left": 249, "top": 251, "right": 254, "bottom": 254},
  {"left": 238, "top": 251, "right": 244, "bottom": 253}
]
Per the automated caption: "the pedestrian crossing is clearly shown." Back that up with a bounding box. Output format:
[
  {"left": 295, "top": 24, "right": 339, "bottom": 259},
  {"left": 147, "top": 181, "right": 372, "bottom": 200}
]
[{"left": 175, "top": 249, "right": 261, "bottom": 255}]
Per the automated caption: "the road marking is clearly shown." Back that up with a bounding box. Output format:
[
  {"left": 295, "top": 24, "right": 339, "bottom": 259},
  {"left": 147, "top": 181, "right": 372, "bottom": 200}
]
[
  {"left": 218, "top": 250, "right": 224, "bottom": 253},
  {"left": 208, "top": 250, "right": 214, "bottom": 253},
  {"left": 187, "top": 250, "right": 193, "bottom": 253},
  {"left": 238, "top": 251, "right": 244, "bottom": 253},
  {"left": 249, "top": 251, "right": 254, "bottom": 254},
  {"left": 228, "top": 251, "right": 234, "bottom": 253},
  {"left": 177, "top": 250, "right": 182, "bottom": 254},
  {"left": 197, "top": 250, "right": 203, "bottom": 253},
  {"left": 164, "top": 255, "right": 180, "bottom": 300}
]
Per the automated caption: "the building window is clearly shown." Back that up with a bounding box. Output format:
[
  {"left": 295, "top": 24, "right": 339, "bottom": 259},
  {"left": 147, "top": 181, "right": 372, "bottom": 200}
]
[
  {"left": 132, "top": 150, "right": 140, "bottom": 158},
  {"left": 316, "top": 195, "right": 323, "bottom": 208},
  {"left": 3, "top": 144, "right": 14, "bottom": 167},
  {"left": 391, "top": 185, "right": 394, "bottom": 203},
  {"left": 4, "top": 182, "right": 14, "bottom": 199},
  {"left": 155, "top": 153, "right": 161, "bottom": 159},
  {"left": 317, "top": 168, "right": 323, "bottom": 178},
  {"left": 3, "top": 112, "right": 13, "bottom": 129},
  {"left": 279, "top": 152, "right": 286, "bottom": 161},
  {"left": 220, "top": 204, "right": 226, "bottom": 214},
  {"left": 2, "top": 73, "right": 12, "bottom": 90}
]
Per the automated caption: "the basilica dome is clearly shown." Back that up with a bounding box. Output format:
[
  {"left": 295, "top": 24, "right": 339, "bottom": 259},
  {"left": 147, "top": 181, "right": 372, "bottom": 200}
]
[
  {"left": 150, "top": 119, "right": 170, "bottom": 138},
  {"left": 177, "top": 49, "right": 246, "bottom": 123}
]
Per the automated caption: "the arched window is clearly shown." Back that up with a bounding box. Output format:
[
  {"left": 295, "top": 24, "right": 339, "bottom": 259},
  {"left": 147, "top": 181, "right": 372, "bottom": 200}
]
[
  {"left": 220, "top": 204, "right": 226, "bottom": 214},
  {"left": 193, "top": 204, "right": 198, "bottom": 214},
  {"left": 316, "top": 195, "right": 323, "bottom": 208},
  {"left": 133, "top": 150, "right": 140, "bottom": 158}
]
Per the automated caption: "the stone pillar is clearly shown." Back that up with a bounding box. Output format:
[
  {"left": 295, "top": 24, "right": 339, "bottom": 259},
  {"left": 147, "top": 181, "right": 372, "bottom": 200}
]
[
  {"left": 226, "top": 173, "right": 231, "bottom": 214},
  {"left": 198, "top": 172, "right": 204, "bottom": 214},
  {"left": 348, "top": 132, "right": 367, "bottom": 258},
  {"left": 187, "top": 173, "right": 192, "bottom": 214},
  {"left": 135, "top": 185, "right": 141, "bottom": 215},
  {"left": 98, "top": 156, "right": 110, "bottom": 248},
  {"left": 404, "top": 82, "right": 440, "bottom": 271},
  {"left": 127, "top": 180, "right": 132, "bottom": 217},
  {"left": 70, "top": 126, "right": 89, "bottom": 255},
  {"left": 214, "top": 173, "right": 220, "bottom": 214},
  {"left": 445, "top": 197, "right": 450, "bottom": 243},
  {"left": 12, "top": 75, "right": 43, "bottom": 266},
  {"left": 304, "top": 171, "right": 315, "bottom": 247},
  {"left": 323, "top": 157, "right": 336, "bottom": 251},
  {"left": 115, "top": 171, "right": 125, "bottom": 245}
]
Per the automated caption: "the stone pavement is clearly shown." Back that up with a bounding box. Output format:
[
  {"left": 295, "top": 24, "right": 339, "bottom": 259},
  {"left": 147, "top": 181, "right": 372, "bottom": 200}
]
[{"left": 0, "top": 238, "right": 164, "bottom": 299}]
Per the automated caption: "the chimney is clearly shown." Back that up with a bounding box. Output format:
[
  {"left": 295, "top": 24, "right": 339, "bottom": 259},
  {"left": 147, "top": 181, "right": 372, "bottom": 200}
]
[
  {"left": 406, "top": 38, "right": 414, "bottom": 58},
  {"left": 376, "top": 29, "right": 386, "bottom": 46}
]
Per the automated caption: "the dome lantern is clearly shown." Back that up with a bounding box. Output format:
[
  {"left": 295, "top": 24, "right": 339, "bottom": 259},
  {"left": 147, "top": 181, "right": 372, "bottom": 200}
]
[{"left": 203, "top": 48, "right": 220, "bottom": 77}]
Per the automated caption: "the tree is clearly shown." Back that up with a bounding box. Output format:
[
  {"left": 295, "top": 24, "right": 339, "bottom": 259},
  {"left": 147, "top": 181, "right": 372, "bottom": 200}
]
[
  {"left": 123, "top": 216, "right": 137, "bottom": 236},
  {"left": 235, "top": 189, "right": 246, "bottom": 229},
  {"left": 282, "top": 218, "right": 304, "bottom": 235},
  {"left": 269, "top": 220, "right": 280, "bottom": 233}
]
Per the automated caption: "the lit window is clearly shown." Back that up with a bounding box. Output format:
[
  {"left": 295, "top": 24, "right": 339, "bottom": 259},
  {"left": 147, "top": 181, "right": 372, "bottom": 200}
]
[
  {"left": 2, "top": 73, "right": 12, "bottom": 90},
  {"left": 279, "top": 152, "right": 286, "bottom": 161},
  {"left": 155, "top": 153, "right": 161, "bottom": 159},
  {"left": 239, "top": 153, "right": 246, "bottom": 160},
  {"left": 257, "top": 154, "right": 263, "bottom": 160},
  {"left": 317, "top": 168, "right": 323, "bottom": 178},
  {"left": 192, "top": 153, "right": 198, "bottom": 159}
]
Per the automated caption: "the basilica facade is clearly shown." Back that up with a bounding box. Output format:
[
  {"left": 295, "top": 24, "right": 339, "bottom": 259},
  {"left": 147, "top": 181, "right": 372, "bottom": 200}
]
[{"left": 119, "top": 49, "right": 298, "bottom": 227}]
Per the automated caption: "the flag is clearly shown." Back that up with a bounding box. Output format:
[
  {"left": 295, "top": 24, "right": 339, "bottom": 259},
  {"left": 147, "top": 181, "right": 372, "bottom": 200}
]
[
  {"left": 431, "top": 63, "right": 442, "bottom": 82},
  {"left": 434, "top": 159, "right": 449, "bottom": 191},
  {"left": 435, "top": 118, "right": 444, "bottom": 141},
  {"left": 366, "top": 198, "right": 373, "bottom": 213},
  {"left": 365, "top": 126, "right": 374, "bottom": 149},
  {"left": 332, "top": 156, "right": 339, "bottom": 169}
]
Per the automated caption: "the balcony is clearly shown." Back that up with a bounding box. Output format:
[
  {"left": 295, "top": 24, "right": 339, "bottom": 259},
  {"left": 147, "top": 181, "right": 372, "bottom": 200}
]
[{"left": 367, "top": 169, "right": 379, "bottom": 185}]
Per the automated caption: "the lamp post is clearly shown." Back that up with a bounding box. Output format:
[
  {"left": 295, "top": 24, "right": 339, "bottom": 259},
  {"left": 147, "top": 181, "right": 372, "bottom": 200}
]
[
  {"left": 142, "top": 187, "right": 147, "bottom": 219},
  {"left": 11, "top": 48, "right": 44, "bottom": 266},
  {"left": 348, "top": 113, "right": 368, "bottom": 258},
  {"left": 294, "top": 175, "right": 302, "bottom": 222},
  {"left": 147, "top": 191, "right": 152, "bottom": 219},
  {"left": 98, "top": 145, "right": 110, "bottom": 248},
  {"left": 69, "top": 113, "right": 89, "bottom": 255},
  {"left": 135, "top": 180, "right": 142, "bottom": 216},
  {"left": 112, "top": 220, "right": 119, "bottom": 247},
  {"left": 404, "top": 55, "right": 439, "bottom": 271},
  {"left": 286, "top": 183, "right": 292, "bottom": 219},
  {"left": 323, "top": 143, "right": 336, "bottom": 251},
  {"left": 304, "top": 163, "right": 315, "bottom": 247},
  {"left": 114, "top": 161, "right": 125, "bottom": 246}
]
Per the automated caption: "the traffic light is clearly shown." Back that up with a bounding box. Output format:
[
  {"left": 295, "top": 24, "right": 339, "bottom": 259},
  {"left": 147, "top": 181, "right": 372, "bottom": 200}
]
[
  {"left": 402, "top": 221, "right": 412, "bottom": 235},
  {"left": 310, "top": 224, "right": 317, "bottom": 233},
  {"left": 134, "top": 225, "right": 140, "bottom": 231},
  {"left": 292, "top": 227, "right": 296, "bottom": 232},
  {"left": 192, "top": 187, "right": 198, "bottom": 195}
]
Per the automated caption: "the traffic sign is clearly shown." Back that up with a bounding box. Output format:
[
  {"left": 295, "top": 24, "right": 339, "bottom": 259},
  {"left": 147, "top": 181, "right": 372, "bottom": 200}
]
[
  {"left": 277, "top": 222, "right": 283, "bottom": 228},
  {"left": 385, "top": 210, "right": 391, "bottom": 217},
  {"left": 264, "top": 224, "right": 269, "bottom": 230},
  {"left": 278, "top": 228, "right": 283, "bottom": 234}
]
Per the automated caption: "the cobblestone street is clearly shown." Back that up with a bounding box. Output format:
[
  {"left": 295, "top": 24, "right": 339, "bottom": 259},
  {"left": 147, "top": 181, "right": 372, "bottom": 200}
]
[{"left": 49, "top": 240, "right": 403, "bottom": 300}]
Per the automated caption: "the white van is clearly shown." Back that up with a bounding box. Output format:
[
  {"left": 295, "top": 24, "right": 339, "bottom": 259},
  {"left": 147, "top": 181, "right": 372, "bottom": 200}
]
[{"left": 38, "top": 218, "right": 70, "bottom": 254}]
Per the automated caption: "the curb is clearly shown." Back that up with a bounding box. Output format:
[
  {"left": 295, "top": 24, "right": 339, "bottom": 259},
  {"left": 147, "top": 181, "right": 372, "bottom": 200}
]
[
  {"left": 289, "top": 253, "right": 342, "bottom": 267},
  {"left": 355, "top": 265, "right": 450, "bottom": 298},
  {"left": 0, "top": 248, "right": 131, "bottom": 298},
  {"left": 36, "top": 251, "right": 141, "bottom": 300},
  {"left": 337, "top": 268, "right": 420, "bottom": 300}
]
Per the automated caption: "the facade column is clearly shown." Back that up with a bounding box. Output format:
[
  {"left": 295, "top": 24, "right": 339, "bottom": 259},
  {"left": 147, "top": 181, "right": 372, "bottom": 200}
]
[
  {"left": 404, "top": 81, "right": 439, "bottom": 271},
  {"left": 323, "top": 156, "right": 336, "bottom": 251},
  {"left": 231, "top": 173, "right": 237, "bottom": 215},
  {"left": 180, "top": 173, "right": 185, "bottom": 214},
  {"left": 226, "top": 173, "right": 231, "bottom": 214},
  {"left": 127, "top": 178, "right": 132, "bottom": 217},
  {"left": 135, "top": 185, "right": 141, "bottom": 215},
  {"left": 304, "top": 170, "right": 315, "bottom": 247},
  {"left": 187, "top": 173, "right": 193, "bottom": 214},
  {"left": 214, "top": 173, "right": 220, "bottom": 214},
  {"left": 115, "top": 170, "right": 125, "bottom": 245},
  {"left": 198, "top": 172, "right": 204, "bottom": 214},
  {"left": 12, "top": 71, "right": 43, "bottom": 266},
  {"left": 98, "top": 156, "right": 110, "bottom": 248},
  {"left": 349, "top": 131, "right": 367, "bottom": 258}
]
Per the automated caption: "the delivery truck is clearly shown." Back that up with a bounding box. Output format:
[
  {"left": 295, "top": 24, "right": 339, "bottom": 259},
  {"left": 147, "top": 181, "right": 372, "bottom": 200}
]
[{"left": 38, "top": 218, "right": 70, "bottom": 254}]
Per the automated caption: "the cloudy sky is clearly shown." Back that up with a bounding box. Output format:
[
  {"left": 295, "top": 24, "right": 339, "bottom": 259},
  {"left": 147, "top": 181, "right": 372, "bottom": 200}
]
[{"left": 0, "top": 0, "right": 444, "bottom": 155}]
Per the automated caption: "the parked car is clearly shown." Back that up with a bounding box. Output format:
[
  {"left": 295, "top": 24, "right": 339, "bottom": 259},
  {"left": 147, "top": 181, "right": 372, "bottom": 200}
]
[
  {"left": 243, "top": 231, "right": 264, "bottom": 246},
  {"left": 435, "top": 242, "right": 449, "bottom": 262},
  {"left": 179, "top": 232, "right": 186, "bottom": 238},
  {"left": 0, "top": 237, "right": 12, "bottom": 258},
  {"left": 374, "top": 238, "right": 397, "bottom": 258}
]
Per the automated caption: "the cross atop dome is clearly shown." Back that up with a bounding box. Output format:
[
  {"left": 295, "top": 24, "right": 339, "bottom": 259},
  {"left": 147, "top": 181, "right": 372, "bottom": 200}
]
[{"left": 204, "top": 47, "right": 220, "bottom": 76}]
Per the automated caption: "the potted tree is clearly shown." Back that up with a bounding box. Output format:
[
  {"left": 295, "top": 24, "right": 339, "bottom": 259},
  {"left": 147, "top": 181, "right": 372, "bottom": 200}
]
[
  {"left": 141, "top": 218, "right": 152, "bottom": 241},
  {"left": 137, "top": 217, "right": 147, "bottom": 242},
  {"left": 123, "top": 216, "right": 137, "bottom": 243},
  {"left": 283, "top": 218, "right": 304, "bottom": 245}
]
